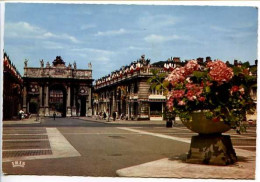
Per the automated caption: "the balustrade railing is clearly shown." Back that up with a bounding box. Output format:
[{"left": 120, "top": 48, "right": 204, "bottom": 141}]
[{"left": 95, "top": 66, "right": 170, "bottom": 89}]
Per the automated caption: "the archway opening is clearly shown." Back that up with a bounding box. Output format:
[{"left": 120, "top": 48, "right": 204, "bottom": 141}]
[{"left": 49, "top": 85, "right": 67, "bottom": 117}]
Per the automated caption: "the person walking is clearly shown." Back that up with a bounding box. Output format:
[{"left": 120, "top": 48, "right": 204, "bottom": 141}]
[
  {"left": 103, "top": 112, "right": 106, "bottom": 120},
  {"left": 112, "top": 111, "right": 116, "bottom": 121},
  {"left": 53, "top": 111, "right": 56, "bottom": 120},
  {"left": 18, "top": 110, "right": 24, "bottom": 120}
]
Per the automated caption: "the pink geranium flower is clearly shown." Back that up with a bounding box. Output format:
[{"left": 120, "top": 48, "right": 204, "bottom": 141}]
[
  {"left": 184, "top": 60, "right": 200, "bottom": 75},
  {"left": 172, "top": 90, "right": 185, "bottom": 99},
  {"left": 178, "top": 100, "right": 186, "bottom": 106},
  {"left": 207, "top": 60, "right": 233, "bottom": 84}
]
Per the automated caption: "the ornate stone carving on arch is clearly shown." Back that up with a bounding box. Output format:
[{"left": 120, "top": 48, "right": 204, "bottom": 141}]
[{"left": 78, "top": 86, "right": 89, "bottom": 96}]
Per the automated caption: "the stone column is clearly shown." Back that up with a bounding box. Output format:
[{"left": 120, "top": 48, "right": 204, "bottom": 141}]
[
  {"left": 131, "top": 102, "right": 134, "bottom": 120},
  {"left": 71, "top": 87, "right": 77, "bottom": 116},
  {"left": 66, "top": 86, "right": 72, "bottom": 117},
  {"left": 87, "top": 87, "right": 92, "bottom": 116},
  {"left": 112, "top": 91, "right": 116, "bottom": 112},
  {"left": 44, "top": 84, "right": 49, "bottom": 116},
  {"left": 39, "top": 85, "right": 44, "bottom": 116},
  {"left": 85, "top": 97, "right": 89, "bottom": 117},
  {"left": 77, "top": 98, "right": 81, "bottom": 116},
  {"left": 22, "top": 86, "right": 27, "bottom": 113}
]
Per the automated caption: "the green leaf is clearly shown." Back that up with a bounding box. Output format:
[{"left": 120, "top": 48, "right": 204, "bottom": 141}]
[
  {"left": 193, "top": 71, "right": 206, "bottom": 78},
  {"left": 147, "top": 77, "right": 153, "bottom": 83},
  {"left": 162, "top": 80, "right": 169, "bottom": 88},
  {"left": 205, "top": 86, "right": 211, "bottom": 93},
  {"left": 233, "top": 66, "right": 242, "bottom": 76},
  {"left": 242, "top": 62, "right": 250, "bottom": 68},
  {"left": 155, "top": 84, "right": 161, "bottom": 91}
]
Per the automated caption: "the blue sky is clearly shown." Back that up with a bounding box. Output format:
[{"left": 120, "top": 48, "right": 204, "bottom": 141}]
[{"left": 4, "top": 4, "right": 258, "bottom": 80}]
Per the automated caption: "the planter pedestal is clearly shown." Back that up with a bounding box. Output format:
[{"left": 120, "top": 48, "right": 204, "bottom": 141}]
[{"left": 186, "top": 134, "right": 237, "bottom": 165}]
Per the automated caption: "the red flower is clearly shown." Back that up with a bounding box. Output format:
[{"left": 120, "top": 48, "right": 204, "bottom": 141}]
[
  {"left": 198, "top": 97, "right": 206, "bottom": 102},
  {"left": 212, "top": 117, "right": 220, "bottom": 122},
  {"left": 231, "top": 86, "right": 239, "bottom": 92},
  {"left": 178, "top": 100, "right": 186, "bottom": 106},
  {"left": 166, "top": 97, "right": 174, "bottom": 110},
  {"left": 186, "top": 90, "right": 196, "bottom": 101},
  {"left": 184, "top": 60, "right": 200, "bottom": 75},
  {"left": 186, "top": 83, "right": 196, "bottom": 90},
  {"left": 207, "top": 60, "right": 233, "bottom": 84},
  {"left": 172, "top": 90, "right": 185, "bottom": 99},
  {"left": 165, "top": 67, "right": 186, "bottom": 86}
]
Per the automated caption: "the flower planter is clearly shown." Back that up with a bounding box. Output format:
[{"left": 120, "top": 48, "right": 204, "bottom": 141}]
[
  {"left": 182, "top": 111, "right": 231, "bottom": 134},
  {"left": 182, "top": 111, "right": 237, "bottom": 165}
]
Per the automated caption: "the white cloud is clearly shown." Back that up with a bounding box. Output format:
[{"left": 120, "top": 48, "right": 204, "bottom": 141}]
[
  {"left": 210, "top": 26, "right": 232, "bottom": 33},
  {"left": 71, "top": 47, "right": 114, "bottom": 55},
  {"left": 144, "top": 34, "right": 180, "bottom": 43},
  {"left": 5, "top": 21, "right": 80, "bottom": 43},
  {"left": 138, "top": 14, "right": 179, "bottom": 29},
  {"left": 94, "top": 28, "right": 126, "bottom": 36},
  {"left": 41, "top": 41, "right": 65, "bottom": 49},
  {"left": 80, "top": 24, "right": 96, "bottom": 30},
  {"left": 128, "top": 46, "right": 144, "bottom": 50},
  {"left": 71, "top": 48, "right": 115, "bottom": 75}
]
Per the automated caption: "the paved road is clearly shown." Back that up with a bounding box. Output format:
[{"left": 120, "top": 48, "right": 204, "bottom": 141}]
[{"left": 2, "top": 117, "right": 256, "bottom": 177}]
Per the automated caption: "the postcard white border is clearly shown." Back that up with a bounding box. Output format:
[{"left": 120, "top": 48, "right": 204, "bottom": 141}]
[{"left": 0, "top": 1, "right": 259, "bottom": 182}]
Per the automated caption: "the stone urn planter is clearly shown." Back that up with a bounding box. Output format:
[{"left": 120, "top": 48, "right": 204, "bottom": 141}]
[{"left": 181, "top": 111, "right": 237, "bottom": 165}]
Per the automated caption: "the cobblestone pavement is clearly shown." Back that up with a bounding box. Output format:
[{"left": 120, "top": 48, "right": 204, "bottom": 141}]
[{"left": 2, "top": 127, "right": 52, "bottom": 159}]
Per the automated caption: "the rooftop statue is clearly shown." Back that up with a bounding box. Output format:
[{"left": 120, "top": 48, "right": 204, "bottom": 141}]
[
  {"left": 73, "top": 61, "right": 77, "bottom": 69},
  {"left": 88, "top": 62, "right": 92, "bottom": 69},
  {"left": 46, "top": 61, "right": 50, "bottom": 68},
  {"left": 24, "top": 59, "right": 28, "bottom": 67},
  {"left": 53, "top": 56, "right": 65, "bottom": 66},
  {"left": 40, "top": 59, "right": 44, "bottom": 68}
]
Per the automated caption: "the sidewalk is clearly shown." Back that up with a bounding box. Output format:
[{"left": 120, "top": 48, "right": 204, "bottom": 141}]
[
  {"left": 116, "top": 149, "right": 256, "bottom": 179},
  {"left": 2, "top": 117, "right": 41, "bottom": 125},
  {"left": 75, "top": 116, "right": 183, "bottom": 126}
]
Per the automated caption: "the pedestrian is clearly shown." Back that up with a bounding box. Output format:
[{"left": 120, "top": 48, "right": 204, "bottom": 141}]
[
  {"left": 112, "top": 111, "right": 116, "bottom": 121},
  {"left": 53, "top": 111, "right": 56, "bottom": 120},
  {"left": 115, "top": 111, "right": 118, "bottom": 119},
  {"left": 103, "top": 112, "right": 106, "bottom": 120},
  {"left": 18, "top": 110, "right": 24, "bottom": 120}
]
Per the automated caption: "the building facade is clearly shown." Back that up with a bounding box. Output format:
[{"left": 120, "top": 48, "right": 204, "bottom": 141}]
[
  {"left": 94, "top": 56, "right": 258, "bottom": 121},
  {"left": 3, "top": 52, "right": 23, "bottom": 120},
  {"left": 23, "top": 56, "right": 93, "bottom": 117},
  {"left": 94, "top": 55, "right": 174, "bottom": 121}
]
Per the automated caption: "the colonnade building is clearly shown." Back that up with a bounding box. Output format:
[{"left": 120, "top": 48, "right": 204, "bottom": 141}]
[
  {"left": 93, "top": 55, "right": 180, "bottom": 121},
  {"left": 3, "top": 52, "right": 23, "bottom": 120},
  {"left": 23, "top": 56, "right": 93, "bottom": 117}
]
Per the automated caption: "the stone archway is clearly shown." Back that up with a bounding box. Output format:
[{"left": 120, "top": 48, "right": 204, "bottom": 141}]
[{"left": 49, "top": 84, "right": 67, "bottom": 117}]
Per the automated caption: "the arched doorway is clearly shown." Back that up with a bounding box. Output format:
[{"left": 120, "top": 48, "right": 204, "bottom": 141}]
[{"left": 49, "top": 84, "right": 67, "bottom": 117}]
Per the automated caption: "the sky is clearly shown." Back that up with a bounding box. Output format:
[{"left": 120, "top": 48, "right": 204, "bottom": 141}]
[{"left": 4, "top": 3, "right": 258, "bottom": 80}]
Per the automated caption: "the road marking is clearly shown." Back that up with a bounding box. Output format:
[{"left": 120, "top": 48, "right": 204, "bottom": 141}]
[
  {"left": 117, "top": 127, "right": 191, "bottom": 143},
  {"left": 2, "top": 148, "right": 51, "bottom": 152},
  {"left": 47, "top": 128, "right": 81, "bottom": 157},
  {"left": 3, "top": 139, "right": 49, "bottom": 142},
  {"left": 63, "top": 133, "right": 165, "bottom": 135},
  {"left": 117, "top": 127, "right": 256, "bottom": 157},
  {"left": 3, "top": 128, "right": 81, "bottom": 162},
  {"left": 3, "top": 134, "right": 48, "bottom": 136}
]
